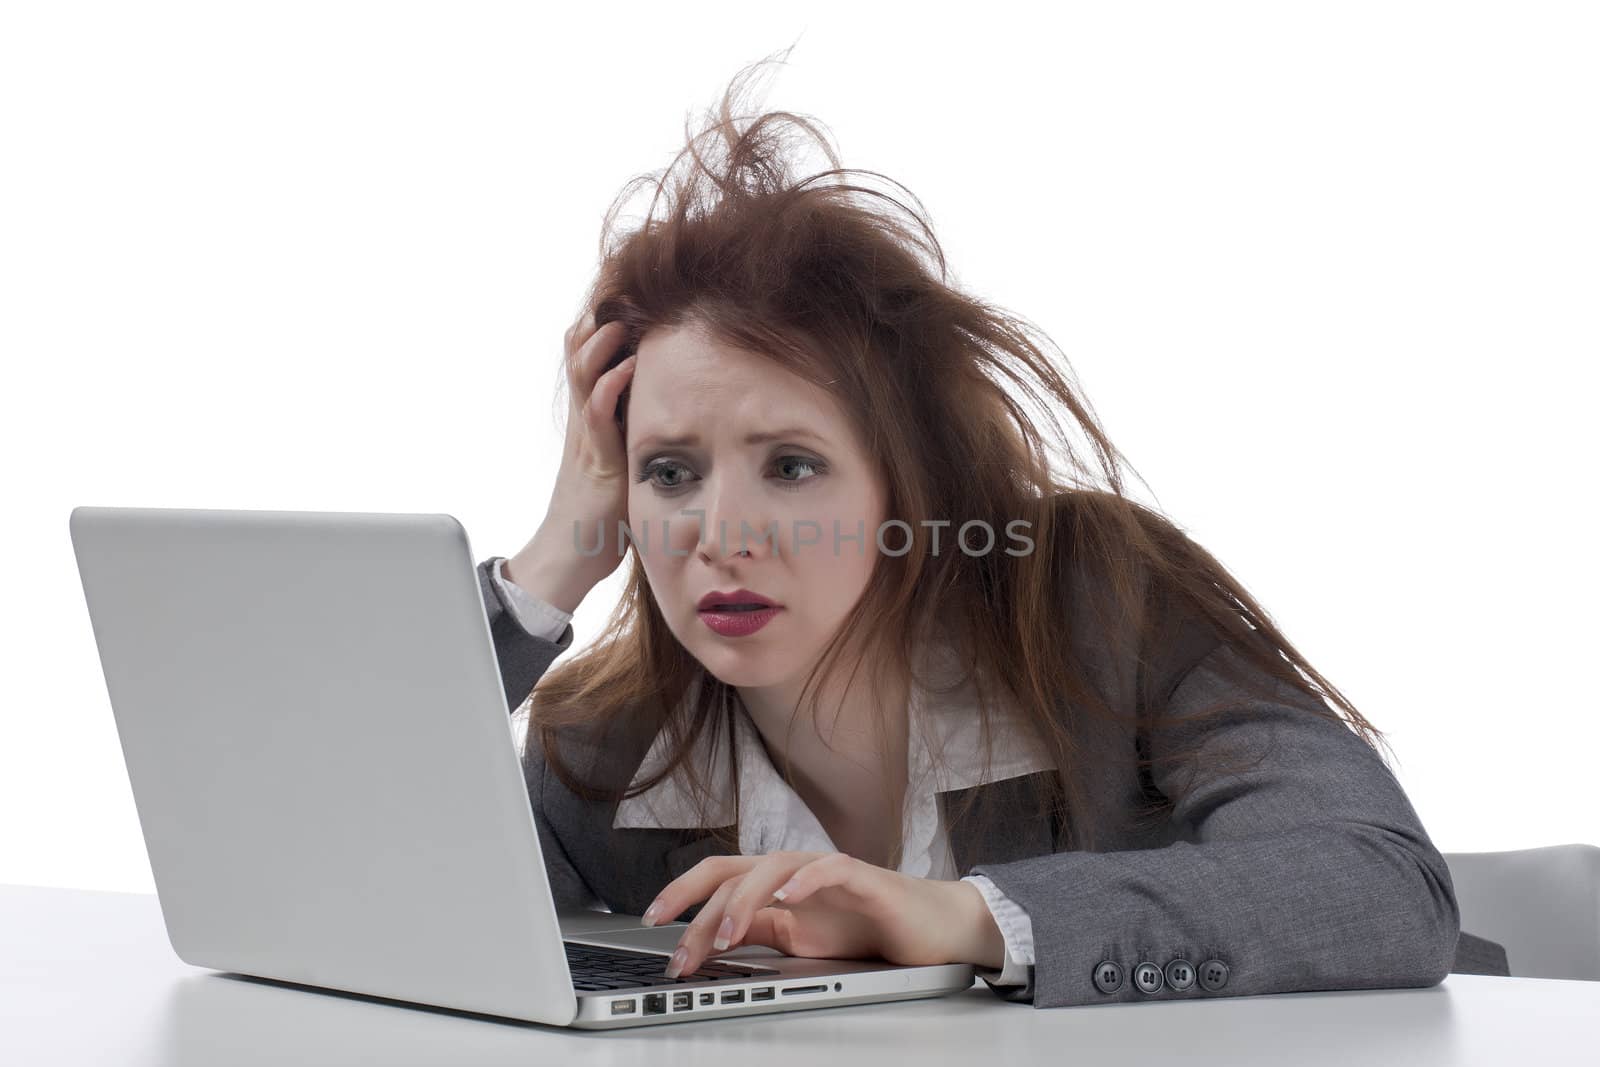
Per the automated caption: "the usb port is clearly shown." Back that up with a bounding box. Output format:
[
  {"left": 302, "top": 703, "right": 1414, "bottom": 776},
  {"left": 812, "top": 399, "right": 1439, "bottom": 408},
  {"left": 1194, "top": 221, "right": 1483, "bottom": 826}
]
[
  {"left": 671, "top": 992, "right": 693, "bottom": 1012},
  {"left": 610, "top": 999, "right": 637, "bottom": 1015},
  {"left": 698, "top": 992, "right": 715, "bottom": 1005},
  {"left": 643, "top": 993, "right": 667, "bottom": 1016},
  {"left": 751, "top": 986, "right": 775, "bottom": 1001},
  {"left": 720, "top": 989, "right": 745, "bottom": 1004}
]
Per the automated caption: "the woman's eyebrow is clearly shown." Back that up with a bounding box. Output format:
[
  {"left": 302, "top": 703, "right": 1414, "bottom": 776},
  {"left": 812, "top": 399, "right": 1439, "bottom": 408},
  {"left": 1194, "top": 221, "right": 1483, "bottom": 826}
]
[{"left": 633, "top": 427, "right": 824, "bottom": 450}]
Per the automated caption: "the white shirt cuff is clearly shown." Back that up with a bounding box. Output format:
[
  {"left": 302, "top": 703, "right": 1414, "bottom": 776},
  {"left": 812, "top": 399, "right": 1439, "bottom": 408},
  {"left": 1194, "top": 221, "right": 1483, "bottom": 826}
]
[
  {"left": 961, "top": 874, "right": 1035, "bottom": 987},
  {"left": 491, "top": 557, "right": 574, "bottom": 644}
]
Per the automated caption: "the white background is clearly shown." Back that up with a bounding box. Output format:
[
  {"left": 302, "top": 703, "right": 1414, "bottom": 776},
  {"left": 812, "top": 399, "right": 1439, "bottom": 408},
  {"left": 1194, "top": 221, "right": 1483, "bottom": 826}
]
[{"left": 2, "top": 2, "right": 1594, "bottom": 894}]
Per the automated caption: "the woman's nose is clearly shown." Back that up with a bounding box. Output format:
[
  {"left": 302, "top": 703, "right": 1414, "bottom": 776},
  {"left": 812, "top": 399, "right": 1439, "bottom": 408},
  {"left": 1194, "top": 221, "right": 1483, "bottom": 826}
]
[
  {"left": 696, "top": 515, "right": 772, "bottom": 563},
  {"left": 695, "top": 484, "right": 777, "bottom": 562}
]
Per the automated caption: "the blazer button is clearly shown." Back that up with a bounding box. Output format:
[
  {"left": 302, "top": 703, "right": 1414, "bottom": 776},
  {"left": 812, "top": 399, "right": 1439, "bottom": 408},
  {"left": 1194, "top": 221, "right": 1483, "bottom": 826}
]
[
  {"left": 1132, "top": 962, "right": 1165, "bottom": 994},
  {"left": 1198, "top": 959, "right": 1230, "bottom": 991},
  {"left": 1164, "top": 958, "right": 1196, "bottom": 991},
  {"left": 1092, "top": 960, "right": 1124, "bottom": 994}
]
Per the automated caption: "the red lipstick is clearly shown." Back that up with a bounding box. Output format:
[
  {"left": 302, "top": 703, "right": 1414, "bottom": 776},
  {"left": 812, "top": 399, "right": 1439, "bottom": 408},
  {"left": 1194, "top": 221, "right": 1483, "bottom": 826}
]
[{"left": 697, "top": 588, "right": 782, "bottom": 637}]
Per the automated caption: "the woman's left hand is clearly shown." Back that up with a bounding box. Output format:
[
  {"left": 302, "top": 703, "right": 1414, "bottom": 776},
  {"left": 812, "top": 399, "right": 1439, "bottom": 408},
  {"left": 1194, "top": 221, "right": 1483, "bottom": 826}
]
[{"left": 640, "top": 850, "right": 1006, "bottom": 979}]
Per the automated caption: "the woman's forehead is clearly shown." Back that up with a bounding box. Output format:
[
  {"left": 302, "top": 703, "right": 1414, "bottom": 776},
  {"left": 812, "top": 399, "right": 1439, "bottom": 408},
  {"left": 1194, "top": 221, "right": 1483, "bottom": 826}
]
[{"left": 630, "top": 327, "right": 847, "bottom": 437}]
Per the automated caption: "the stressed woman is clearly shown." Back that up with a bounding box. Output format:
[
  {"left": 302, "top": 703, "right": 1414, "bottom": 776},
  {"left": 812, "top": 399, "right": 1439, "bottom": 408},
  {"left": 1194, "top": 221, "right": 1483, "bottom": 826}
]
[{"left": 477, "top": 56, "right": 1492, "bottom": 1008}]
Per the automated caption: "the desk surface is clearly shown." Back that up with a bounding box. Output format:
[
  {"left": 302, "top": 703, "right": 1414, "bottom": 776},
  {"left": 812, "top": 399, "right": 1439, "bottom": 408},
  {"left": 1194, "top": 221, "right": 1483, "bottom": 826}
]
[{"left": 2, "top": 883, "right": 1594, "bottom": 1065}]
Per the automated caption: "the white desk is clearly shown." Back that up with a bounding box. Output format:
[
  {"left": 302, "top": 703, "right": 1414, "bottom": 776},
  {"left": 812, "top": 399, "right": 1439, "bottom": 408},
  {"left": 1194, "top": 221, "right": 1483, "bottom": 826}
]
[{"left": 2, "top": 884, "right": 1594, "bottom": 1065}]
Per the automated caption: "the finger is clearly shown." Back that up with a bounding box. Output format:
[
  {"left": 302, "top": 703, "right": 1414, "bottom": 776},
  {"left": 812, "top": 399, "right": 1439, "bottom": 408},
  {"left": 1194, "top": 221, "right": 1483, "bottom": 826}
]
[
  {"left": 567, "top": 319, "right": 630, "bottom": 410},
  {"left": 667, "top": 876, "right": 742, "bottom": 978},
  {"left": 583, "top": 354, "right": 637, "bottom": 474},
  {"left": 762, "top": 853, "right": 875, "bottom": 909},
  {"left": 720, "top": 852, "right": 826, "bottom": 953},
  {"left": 561, "top": 311, "right": 599, "bottom": 415},
  {"left": 641, "top": 855, "right": 754, "bottom": 928},
  {"left": 564, "top": 307, "right": 598, "bottom": 358}
]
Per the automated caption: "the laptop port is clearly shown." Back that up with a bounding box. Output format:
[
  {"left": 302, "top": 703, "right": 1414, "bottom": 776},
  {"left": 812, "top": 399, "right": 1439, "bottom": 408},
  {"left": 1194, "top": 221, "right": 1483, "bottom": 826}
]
[
  {"left": 643, "top": 993, "right": 667, "bottom": 1016},
  {"left": 720, "top": 989, "right": 745, "bottom": 1004},
  {"left": 671, "top": 992, "right": 693, "bottom": 1012},
  {"left": 751, "top": 986, "right": 775, "bottom": 1001},
  {"left": 610, "top": 999, "right": 637, "bottom": 1015},
  {"left": 781, "top": 984, "right": 828, "bottom": 996},
  {"left": 698, "top": 992, "right": 715, "bottom": 1005}
]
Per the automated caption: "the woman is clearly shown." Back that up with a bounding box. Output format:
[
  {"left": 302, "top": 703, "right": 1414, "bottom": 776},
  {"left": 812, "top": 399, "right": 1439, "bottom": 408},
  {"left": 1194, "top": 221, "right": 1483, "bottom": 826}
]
[{"left": 477, "top": 54, "right": 1497, "bottom": 1008}]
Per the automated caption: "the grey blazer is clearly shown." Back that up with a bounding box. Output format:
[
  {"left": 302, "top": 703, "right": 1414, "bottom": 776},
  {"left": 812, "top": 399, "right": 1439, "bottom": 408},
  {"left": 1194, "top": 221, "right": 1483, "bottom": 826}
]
[{"left": 473, "top": 556, "right": 1509, "bottom": 1008}]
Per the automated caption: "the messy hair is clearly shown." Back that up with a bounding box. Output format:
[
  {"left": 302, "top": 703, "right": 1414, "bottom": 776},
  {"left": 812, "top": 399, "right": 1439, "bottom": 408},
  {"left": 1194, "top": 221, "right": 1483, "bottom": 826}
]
[{"left": 524, "top": 45, "right": 1388, "bottom": 864}]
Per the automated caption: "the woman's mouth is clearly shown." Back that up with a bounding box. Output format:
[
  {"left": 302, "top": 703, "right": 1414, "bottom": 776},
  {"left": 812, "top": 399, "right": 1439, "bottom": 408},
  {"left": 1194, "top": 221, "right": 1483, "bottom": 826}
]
[
  {"left": 696, "top": 588, "right": 781, "bottom": 636},
  {"left": 697, "top": 604, "right": 781, "bottom": 637}
]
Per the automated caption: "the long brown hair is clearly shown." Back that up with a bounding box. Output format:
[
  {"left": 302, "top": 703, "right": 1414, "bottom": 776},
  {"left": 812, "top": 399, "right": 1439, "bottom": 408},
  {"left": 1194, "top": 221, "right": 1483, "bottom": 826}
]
[{"left": 525, "top": 45, "right": 1390, "bottom": 865}]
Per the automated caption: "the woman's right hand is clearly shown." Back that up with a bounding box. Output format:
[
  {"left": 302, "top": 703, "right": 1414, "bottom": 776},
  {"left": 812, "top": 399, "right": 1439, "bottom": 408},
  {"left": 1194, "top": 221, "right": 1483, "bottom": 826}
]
[{"left": 504, "top": 309, "right": 638, "bottom": 616}]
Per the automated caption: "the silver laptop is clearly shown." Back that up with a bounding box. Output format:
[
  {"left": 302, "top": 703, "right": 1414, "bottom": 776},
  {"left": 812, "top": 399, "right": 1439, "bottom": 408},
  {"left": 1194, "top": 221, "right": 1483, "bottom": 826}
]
[{"left": 67, "top": 505, "right": 975, "bottom": 1028}]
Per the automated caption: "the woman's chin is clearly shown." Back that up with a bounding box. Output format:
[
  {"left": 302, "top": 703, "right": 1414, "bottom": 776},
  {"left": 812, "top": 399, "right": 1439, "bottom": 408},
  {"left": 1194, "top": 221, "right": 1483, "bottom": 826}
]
[
  {"left": 693, "top": 641, "right": 787, "bottom": 688},
  {"left": 699, "top": 660, "right": 776, "bottom": 689}
]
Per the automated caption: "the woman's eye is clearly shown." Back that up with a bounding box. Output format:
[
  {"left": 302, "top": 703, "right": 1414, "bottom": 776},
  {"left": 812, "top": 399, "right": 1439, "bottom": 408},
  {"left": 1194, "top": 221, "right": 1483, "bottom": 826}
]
[
  {"left": 772, "top": 455, "right": 825, "bottom": 487},
  {"left": 637, "top": 459, "right": 696, "bottom": 490}
]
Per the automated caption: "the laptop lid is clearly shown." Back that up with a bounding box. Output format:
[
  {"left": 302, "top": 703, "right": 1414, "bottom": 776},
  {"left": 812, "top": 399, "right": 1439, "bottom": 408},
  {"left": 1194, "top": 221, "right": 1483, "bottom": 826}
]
[{"left": 68, "top": 506, "right": 580, "bottom": 1026}]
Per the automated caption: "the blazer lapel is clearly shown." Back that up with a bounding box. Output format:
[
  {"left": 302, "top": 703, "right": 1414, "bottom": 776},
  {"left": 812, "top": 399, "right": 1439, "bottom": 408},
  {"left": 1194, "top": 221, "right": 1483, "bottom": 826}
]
[
  {"left": 662, "top": 827, "right": 740, "bottom": 879},
  {"left": 938, "top": 769, "right": 1060, "bottom": 875}
]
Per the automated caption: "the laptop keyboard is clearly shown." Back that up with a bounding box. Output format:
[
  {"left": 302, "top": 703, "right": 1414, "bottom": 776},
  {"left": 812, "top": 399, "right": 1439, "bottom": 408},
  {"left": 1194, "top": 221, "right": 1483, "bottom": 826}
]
[{"left": 564, "top": 940, "right": 782, "bottom": 991}]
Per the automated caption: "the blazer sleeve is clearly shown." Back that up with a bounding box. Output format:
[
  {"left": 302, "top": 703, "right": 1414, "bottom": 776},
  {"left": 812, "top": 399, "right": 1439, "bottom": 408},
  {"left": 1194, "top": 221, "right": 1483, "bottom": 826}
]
[
  {"left": 967, "top": 636, "right": 1461, "bottom": 1009},
  {"left": 476, "top": 555, "right": 575, "bottom": 710},
  {"left": 474, "top": 556, "right": 600, "bottom": 912}
]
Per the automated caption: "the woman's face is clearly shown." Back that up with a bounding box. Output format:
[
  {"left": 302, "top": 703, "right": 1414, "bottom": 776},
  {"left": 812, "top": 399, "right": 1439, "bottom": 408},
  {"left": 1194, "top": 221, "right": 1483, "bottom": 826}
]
[{"left": 626, "top": 321, "right": 888, "bottom": 689}]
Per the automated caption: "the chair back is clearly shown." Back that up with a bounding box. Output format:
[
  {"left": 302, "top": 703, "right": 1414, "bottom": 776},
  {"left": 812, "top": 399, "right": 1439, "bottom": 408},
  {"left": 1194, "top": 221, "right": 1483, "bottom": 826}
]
[{"left": 1443, "top": 843, "right": 1600, "bottom": 980}]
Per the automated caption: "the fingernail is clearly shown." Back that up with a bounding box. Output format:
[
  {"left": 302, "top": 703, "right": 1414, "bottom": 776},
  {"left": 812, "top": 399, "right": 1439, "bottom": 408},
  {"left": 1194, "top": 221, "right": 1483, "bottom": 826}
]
[
  {"left": 773, "top": 878, "right": 799, "bottom": 902},
  {"left": 713, "top": 916, "right": 733, "bottom": 951},
  {"left": 665, "top": 948, "right": 687, "bottom": 979},
  {"left": 641, "top": 901, "right": 661, "bottom": 927}
]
